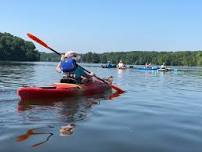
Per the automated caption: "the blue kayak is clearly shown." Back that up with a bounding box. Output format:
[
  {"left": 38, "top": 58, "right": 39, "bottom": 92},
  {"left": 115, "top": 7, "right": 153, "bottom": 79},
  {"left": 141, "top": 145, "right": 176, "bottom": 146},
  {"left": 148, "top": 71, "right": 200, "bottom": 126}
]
[
  {"left": 136, "top": 67, "right": 159, "bottom": 70},
  {"left": 101, "top": 64, "right": 116, "bottom": 68}
]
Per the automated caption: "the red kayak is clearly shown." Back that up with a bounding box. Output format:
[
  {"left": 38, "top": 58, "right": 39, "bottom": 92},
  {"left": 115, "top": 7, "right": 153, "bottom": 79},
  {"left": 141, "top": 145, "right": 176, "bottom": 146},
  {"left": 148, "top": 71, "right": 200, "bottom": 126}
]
[{"left": 17, "top": 81, "right": 111, "bottom": 101}]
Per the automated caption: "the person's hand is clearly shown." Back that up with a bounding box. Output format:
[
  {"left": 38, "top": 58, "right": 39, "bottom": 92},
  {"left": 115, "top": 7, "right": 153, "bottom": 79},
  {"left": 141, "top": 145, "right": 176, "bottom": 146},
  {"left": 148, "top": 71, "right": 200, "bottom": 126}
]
[
  {"left": 56, "top": 64, "right": 62, "bottom": 73},
  {"left": 60, "top": 54, "right": 65, "bottom": 61},
  {"left": 90, "top": 72, "right": 95, "bottom": 76},
  {"left": 56, "top": 68, "right": 61, "bottom": 73}
]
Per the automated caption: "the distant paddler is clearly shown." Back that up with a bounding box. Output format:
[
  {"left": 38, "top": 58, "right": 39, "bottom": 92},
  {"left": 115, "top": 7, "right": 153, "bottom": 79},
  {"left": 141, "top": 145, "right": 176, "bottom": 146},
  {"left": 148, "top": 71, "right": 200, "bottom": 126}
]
[
  {"left": 117, "top": 60, "right": 126, "bottom": 69},
  {"left": 158, "top": 63, "right": 172, "bottom": 72},
  {"left": 145, "top": 62, "right": 152, "bottom": 68},
  {"left": 160, "top": 63, "right": 166, "bottom": 69},
  {"left": 101, "top": 61, "right": 116, "bottom": 68}
]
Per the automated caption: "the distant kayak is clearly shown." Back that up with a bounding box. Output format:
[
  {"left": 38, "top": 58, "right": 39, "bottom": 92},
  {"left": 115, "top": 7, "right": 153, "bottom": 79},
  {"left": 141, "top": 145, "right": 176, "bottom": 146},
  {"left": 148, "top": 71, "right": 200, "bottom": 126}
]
[
  {"left": 158, "top": 68, "right": 173, "bottom": 72},
  {"left": 117, "top": 66, "right": 134, "bottom": 69},
  {"left": 136, "top": 67, "right": 160, "bottom": 70},
  {"left": 101, "top": 64, "right": 116, "bottom": 68},
  {"left": 118, "top": 66, "right": 127, "bottom": 69}
]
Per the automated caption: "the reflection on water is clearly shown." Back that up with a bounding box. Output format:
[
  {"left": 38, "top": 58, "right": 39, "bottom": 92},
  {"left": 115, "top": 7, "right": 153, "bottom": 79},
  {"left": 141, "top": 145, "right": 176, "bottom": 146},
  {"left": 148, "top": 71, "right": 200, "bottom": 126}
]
[
  {"left": 16, "top": 91, "right": 120, "bottom": 147},
  {"left": 16, "top": 123, "right": 76, "bottom": 147},
  {"left": 16, "top": 126, "right": 54, "bottom": 147},
  {"left": 17, "top": 91, "right": 119, "bottom": 121}
]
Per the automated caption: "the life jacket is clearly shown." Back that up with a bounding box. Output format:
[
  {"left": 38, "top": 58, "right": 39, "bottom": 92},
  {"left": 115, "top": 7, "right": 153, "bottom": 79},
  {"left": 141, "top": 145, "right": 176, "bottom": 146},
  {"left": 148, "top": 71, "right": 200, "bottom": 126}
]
[{"left": 60, "top": 58, "right": 77, "bottom": 72}]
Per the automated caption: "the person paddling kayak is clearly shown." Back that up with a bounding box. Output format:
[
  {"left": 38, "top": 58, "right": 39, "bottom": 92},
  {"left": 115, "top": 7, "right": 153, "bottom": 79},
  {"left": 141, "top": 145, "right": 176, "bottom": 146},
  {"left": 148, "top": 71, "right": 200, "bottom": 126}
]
[
  {"left": 145, "top": 62, "right": 152, "bottom": 68},
  {"left": 56, "top": 51, "right": 94, "bottom": 84},
  {"left": 18, "top": 33, "right": 125, "bottom": 102},
  {"left": 160, "top": 63, "right": 166, "bottom": 69},
  {"left": 117, "top": 60, "right": 126, "bottom": 69}
]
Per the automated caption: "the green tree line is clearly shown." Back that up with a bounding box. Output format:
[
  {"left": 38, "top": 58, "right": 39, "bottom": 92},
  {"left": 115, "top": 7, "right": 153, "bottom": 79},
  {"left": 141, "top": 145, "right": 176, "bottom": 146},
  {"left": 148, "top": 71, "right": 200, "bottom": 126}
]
[
  {"left": 40, "top": 52, "right": 60, "bottom": 61},
  {"left": 40, "top": 51, "right": 202, "bottom": 66},
  {"left": 0, "top": 32, "right": 40, "bottom": 61},
  {"left": 81, "top": 51, "right": 202, "bottom": 66}
]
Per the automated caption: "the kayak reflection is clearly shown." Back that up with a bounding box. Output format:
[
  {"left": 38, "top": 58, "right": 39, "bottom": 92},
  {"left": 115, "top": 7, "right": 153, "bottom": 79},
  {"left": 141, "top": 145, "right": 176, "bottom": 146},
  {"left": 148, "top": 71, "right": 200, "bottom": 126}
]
[
  {"left": 16, "top": 91, "right": 122, "bottom": 147},
  {"left": 16, "top": 124, "right": 76, "bottom": 147},
  {"left": 16, "top": 126, "right": 54, "bottom": 148},
  {"left": 17, "top": 90, "right": 122, "bottom": 111}
]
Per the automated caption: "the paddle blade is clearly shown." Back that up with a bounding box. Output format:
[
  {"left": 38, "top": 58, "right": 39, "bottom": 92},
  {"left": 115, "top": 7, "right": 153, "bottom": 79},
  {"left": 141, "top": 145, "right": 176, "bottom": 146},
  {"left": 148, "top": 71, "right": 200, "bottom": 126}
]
[{"left": 27, "top": 33, "right": 49, "bottom": 48}]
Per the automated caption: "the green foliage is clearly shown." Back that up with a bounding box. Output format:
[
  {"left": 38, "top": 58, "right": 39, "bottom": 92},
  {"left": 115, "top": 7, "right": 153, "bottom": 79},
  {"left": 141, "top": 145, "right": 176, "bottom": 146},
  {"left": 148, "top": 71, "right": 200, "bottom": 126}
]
[
  {"left": 0, "top": 32, "right": 40, "bottom": 61},
  {"left": 39, "top": 51, "right": 202, "bottom": 66},
  {"left": 81, "top": 51, "right": 202, "bottom": 66},
  {"left": 39, "top": 50, "right": 202, "bottom": 66},
  {"left": 40, "top": 52, "right": 60, "bottom": 62}
]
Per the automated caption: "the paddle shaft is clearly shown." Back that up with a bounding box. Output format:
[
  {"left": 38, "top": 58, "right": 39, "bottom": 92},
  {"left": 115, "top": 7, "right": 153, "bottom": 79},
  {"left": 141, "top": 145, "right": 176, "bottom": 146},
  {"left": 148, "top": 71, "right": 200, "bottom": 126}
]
[{"left": 48, "top": 47, "right": 61, "bottom": 56}]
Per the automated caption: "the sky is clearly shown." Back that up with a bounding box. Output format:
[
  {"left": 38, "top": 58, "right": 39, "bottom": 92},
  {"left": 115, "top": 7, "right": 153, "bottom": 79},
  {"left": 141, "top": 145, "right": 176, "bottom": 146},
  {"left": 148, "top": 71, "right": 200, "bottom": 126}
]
[{"left": 0, "top": 0, "right": 202, "bottom": 53}]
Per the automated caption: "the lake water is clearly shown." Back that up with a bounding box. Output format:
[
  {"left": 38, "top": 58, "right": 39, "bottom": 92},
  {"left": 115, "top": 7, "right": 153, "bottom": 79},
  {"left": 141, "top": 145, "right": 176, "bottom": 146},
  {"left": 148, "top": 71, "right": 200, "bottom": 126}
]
[{"left": 0, "top": 62, "right": 202, "bottom": 152}]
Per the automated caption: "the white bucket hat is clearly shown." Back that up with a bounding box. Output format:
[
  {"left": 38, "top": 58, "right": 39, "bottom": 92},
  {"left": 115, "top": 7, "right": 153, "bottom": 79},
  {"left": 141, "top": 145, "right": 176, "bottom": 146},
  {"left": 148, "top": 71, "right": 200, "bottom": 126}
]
[{"left": 64, "top": 51, "right": 78, "bottom": 58}]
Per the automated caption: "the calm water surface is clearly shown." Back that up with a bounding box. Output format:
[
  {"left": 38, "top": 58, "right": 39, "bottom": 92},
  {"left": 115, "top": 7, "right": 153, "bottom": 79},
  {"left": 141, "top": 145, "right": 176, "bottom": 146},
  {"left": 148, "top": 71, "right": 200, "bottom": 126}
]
[{"left": 0, "top": 62, "right": 202, "bottom": 152}]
